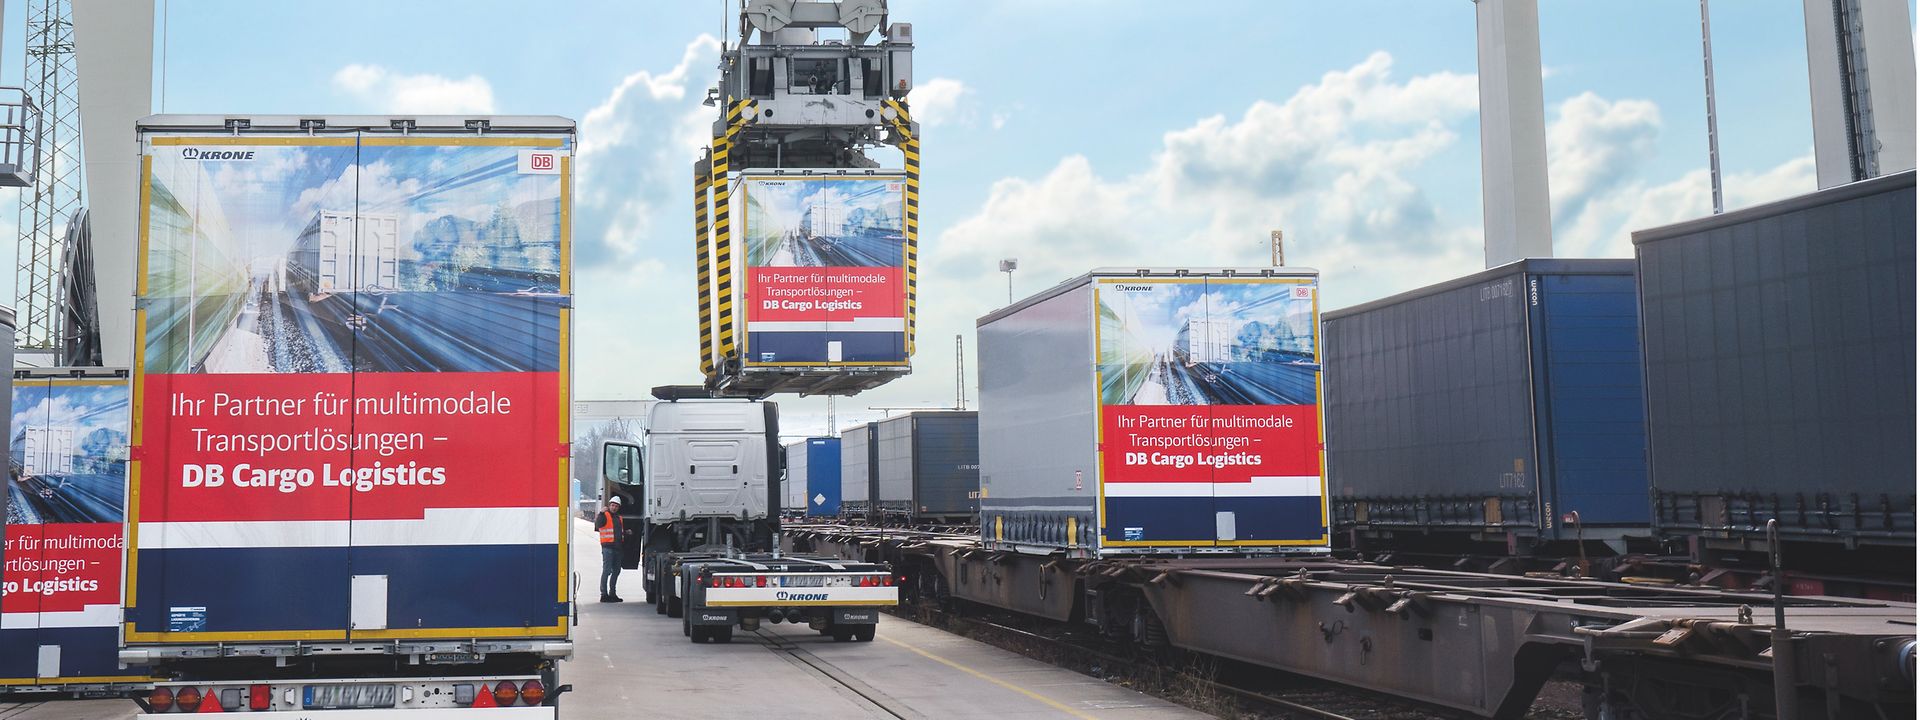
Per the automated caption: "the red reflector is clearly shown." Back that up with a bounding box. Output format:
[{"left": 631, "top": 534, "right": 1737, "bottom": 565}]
[
  {"left": 519, "top": 679, "right": 546, "bottom": 706},
  {"left": 176, "top": 687, "right": 203, "bottom": 713},
  {"left": 249, "top": 684, "right": 271, "bottom": 711},
  {"left": 471, "top": 684, "right": 497, "bottom": 709},
  {"left": 197, "top": 688, "right": 225, "bottom": 713},
  {"left": 493, "top": 682, "right": 520, "bottom": 707},
  {"left": 148, "top": 687, "right": 176, "bottom": 712}
]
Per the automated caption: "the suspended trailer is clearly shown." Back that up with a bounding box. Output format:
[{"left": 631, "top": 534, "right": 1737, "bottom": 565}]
[{"left": 691, "top": 0, "right": 920, "bottom": 397}]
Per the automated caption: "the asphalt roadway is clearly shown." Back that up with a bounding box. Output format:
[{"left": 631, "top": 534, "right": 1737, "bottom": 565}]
[{"left": 0, "top": 521, "right": 1202, "bottom": 719}]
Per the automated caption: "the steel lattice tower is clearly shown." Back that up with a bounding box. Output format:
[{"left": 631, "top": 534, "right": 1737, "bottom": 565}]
[{"left": 15, "top": 0, "right": 80, "bottom": 351}]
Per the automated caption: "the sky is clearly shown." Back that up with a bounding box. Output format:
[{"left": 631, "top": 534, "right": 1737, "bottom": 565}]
[{"left": 0, "top": 0, "right": 1906, "bottom": 437}]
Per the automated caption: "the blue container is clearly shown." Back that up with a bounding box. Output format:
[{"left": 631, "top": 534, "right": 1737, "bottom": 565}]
[
  {"left": 1324, "top": 259, "right": 1649, "bottom": 544},
  {"left": 785, "top": 437, "right": 842, "bottom": 516}
]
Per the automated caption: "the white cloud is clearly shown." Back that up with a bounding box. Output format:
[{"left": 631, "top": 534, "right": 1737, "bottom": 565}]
[
  {"left": 926, "top": 51, "right": 1483, "bottom": 316},
  {"left": 330, "top": 64, "right": 496, "bottom": 114},
  {"left": 909, "top": 78, "right": 972, "bottom": 127},
  {"left": 1544, "top": 92, "right": 1814, "bottom": 257}
]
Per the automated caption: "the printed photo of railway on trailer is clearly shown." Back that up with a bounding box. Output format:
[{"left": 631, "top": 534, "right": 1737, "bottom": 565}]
[
  {"left": 6, "top": 382, "right": 128, "bottom": 525},
  {"left": 737, "top": 174, "right": 910, "bottom": 366},
  {"left": 1097, "top": 280, "right": 1318, "bottom": 407},
  {"left": 141, "top": 140, "right": 565, "bottom": 374}
]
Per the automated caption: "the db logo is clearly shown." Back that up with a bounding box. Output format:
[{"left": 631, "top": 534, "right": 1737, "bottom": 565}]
[
  {"left": 1292, "top": 286, "right": 1313, "bottom": 299},
  {"left": 519, "top": 149, "right": 562, "bottom": 174},
  {"left": 529, "top": 153, "right": 554, "bottom": 170}
]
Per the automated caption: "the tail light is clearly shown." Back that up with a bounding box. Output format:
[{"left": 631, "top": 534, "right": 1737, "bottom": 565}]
[
  {"left": 249, "top": 684, "right": 271, "bottom": 711},
  {"left": 493, "top": 682, "right": 520, "bottom": 706},
  {"left": 885, "top": 575, "right": 897, "bottom": 586},
  {"left": 708, "top": 575, "right": 722, "bottom": 588},
  {"left": 176, "top": 687, "right": 204, "bottom": 713},
  {"left": 755, "top": 575, "right": 768, "bottom": 588},
  {"left": 148, "top": 687, "right": 176, "bottom": 712},
  {"left": 520, "top": 680, "right": 547, "bottom": 706}
]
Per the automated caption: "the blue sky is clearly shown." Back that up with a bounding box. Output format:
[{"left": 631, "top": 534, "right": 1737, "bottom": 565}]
[{"left": 0, "top": 1, "right": 1906, "bottom": 434}]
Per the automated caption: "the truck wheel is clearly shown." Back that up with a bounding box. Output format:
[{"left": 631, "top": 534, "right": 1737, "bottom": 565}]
[{"left": 853, "top": 625, "right": 875, "bottom": 642}]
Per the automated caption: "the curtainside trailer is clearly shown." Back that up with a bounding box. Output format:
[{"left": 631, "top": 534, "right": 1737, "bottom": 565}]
[
  {"left": 121, "top": 115, "right": 575, "bottom": 716},
  {"left": 1323, "top": 259, "right": 1650, "bottom": 555},
  {"left": 977, "top": 268, "right": 1328, "bottom": 556},
  {"left": 839, "top": 423, "right": 877, "bottom": 519},
  {"left": 1633, "top": 170, "right": 1915, "bottom": 573},
  {"left": 2, "top": 368, "right": 153, "bottom": 695},
  {"left": 785, "top": 437, "right": 842, "bottom": 517},
  {"left": 873, "top": 411, "right": 978, "bottom": 524}
]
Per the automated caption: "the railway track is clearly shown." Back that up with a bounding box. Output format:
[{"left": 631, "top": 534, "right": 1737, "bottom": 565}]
[{"left": 888, "top": 600, "right": 1540, "bottom": 720}]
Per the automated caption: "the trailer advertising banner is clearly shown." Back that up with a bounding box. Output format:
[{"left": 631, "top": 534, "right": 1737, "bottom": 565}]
[
  {"left": 129, "top": 131, "right": 572, "bottom": 642},
  {"left": 738, "top": 174, "right": 908, "bottom": 366},
  {"left": 1094, "top": 277, "right": 1325, "bottom": 546},
  {"left": 2, "top": 374, "right": 147, "bottom": 686}
]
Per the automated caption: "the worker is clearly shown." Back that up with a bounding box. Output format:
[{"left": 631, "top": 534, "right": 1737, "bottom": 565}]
[{"left": 597, "top": 497, "right": 624, "bottom": 602}]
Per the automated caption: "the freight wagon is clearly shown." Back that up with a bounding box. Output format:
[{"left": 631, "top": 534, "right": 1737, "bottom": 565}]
[
  {"left": 1633, "top": 170, "right": 1916, "bottom": 584},
  {"left": 977, "top": 268, "right": 1328, "bottom": 556},
  {"left": 2, "top": 368, "right": 152, "bottom": 696},
  {"left": 785, "top": 437, "right": 841, "bottom": 517},
  {"left": 1324, "top": 259, "right": 1650, "bottom": 557},
  {"left": 873, "top": 411, "right": 977, "bottom": 524},
  {"left": 124, "top": 115, "right": 575, "bottom": 715},
  {"left": 839, "top": 423, "right": 877, "bottom": 519}
]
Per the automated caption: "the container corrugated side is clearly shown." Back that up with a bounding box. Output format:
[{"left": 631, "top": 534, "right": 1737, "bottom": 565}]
[
  {"left": 1634, "top": 171, "right": 1916, "bottom": 546},
  {"left": 840, "top": 424, "right": 875, "bottom": 511}
]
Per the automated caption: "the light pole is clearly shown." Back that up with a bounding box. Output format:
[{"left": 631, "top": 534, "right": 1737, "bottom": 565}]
[{"left": 999, "top": 259, "right": 1017, "bottom": 304}]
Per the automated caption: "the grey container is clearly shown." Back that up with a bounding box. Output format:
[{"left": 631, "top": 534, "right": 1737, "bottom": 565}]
[
  {"left": 783, "top": 440, "right": 809, "bottom": 513},
  {"left": 1323, "top": 259, "right": 1649, "bottom": 548},
  {"left": 1633, "top": 170, "right": 1916, "bottom": 548},
  {"left": 839, "top": 423, "right": 877, "bottom": 516},
  {"left": 874, "top": 411, "right": 979, "bottom": 522}
]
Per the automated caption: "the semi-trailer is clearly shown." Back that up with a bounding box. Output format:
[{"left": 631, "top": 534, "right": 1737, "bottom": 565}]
[
  {"left": 873, "top": 411, "right": 978, "bottom": 524},
  {"left": 839, "top": 422, "right": 878, "bottom": 519},
  {"left": 2, "top": 368, "right": 151, "bottom": 695},
  {"left": 784, "top": 437, "right": 842, "bottom": 517},
  {"left": 1322, "top": 259, "right": 1650, "bottom": 556},
  {"left": 121, "top": 115, "right": 576, "bottom": 716},
  {"left": 1633, "top": 170, "right": 1916, "bottom": 583},
  {"left": 607, "top": 393, "right": 897, "bottom": 644},
  {"left": 977, "top": 268, "right": 1328, "bottom": 557}
]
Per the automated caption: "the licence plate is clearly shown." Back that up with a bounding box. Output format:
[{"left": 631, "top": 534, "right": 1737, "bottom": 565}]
[
  {"left": 778, "top": 575, "right": 854, "bottom": 588},
  {"left": 304, "top": 683, "right": 399, "bottom": 710}
]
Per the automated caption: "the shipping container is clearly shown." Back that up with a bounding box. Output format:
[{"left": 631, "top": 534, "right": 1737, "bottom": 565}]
[
  {"left": 785, "top": 437, "right": 842, "bottom": 516},
  {"left": 728, "top": 170, "right": 911, "bottom": 373},
  {"left": 125, "top": 116, "right": 575, "bottom": 651},
  {"left": 840, "top": 424, "right": 877, "bottom": 517},
  {"left": 2, "top": 368, "right": 151, "bottom": 692},
  {"left": 978, "top": 268, "right": 1328, "bottom": 557},
  {"left": 874, "top": 411, "right": 978, "bottom": 523},
  {"left": 1633, "top": 170, "right": 1916, "bottom": 550},
  {"left": 1323, "top": 259, "right": 1649, "bottom": 549}
]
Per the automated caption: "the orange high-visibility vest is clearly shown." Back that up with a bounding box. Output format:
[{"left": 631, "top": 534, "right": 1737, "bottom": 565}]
[{"left": 598, "top": 511, "right": 619, "bottom": 545}]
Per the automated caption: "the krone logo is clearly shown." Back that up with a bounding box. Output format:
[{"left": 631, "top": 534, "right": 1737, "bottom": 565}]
[{"left": 182, "top": 148, "right": 256, "bottom": 161}]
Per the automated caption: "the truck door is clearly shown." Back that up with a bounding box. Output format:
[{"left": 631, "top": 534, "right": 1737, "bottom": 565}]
[
  {"left": 341, "top": 134, "right": 571, "bottom": 639},
  {"left": 602, "top": 441, "right": 645, "bottom": 568}
]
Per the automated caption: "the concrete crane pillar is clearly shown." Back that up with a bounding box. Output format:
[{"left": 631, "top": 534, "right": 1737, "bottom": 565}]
[{"left": 1474, "top": 0, "right": 1554, "bottom": 267}]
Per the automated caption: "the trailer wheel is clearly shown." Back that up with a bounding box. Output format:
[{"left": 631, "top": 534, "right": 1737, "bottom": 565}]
[
  {"left": 643, "top": 580, "right": 657, "bottom": 605},
  {"left": 667, "top": 595, "right": 683, "bottom": 618},
  {"left": 682, "top": 610, "right": 691, "bottom": 637},
  {"left": 832, "top": 628, "right": 854, "bottom": 642},
  {"left": 713, "top": 626, "right": 734, "bottom": 643},
  {"left": 852, "top": 624, "right": 875, "bottom": 642}
]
